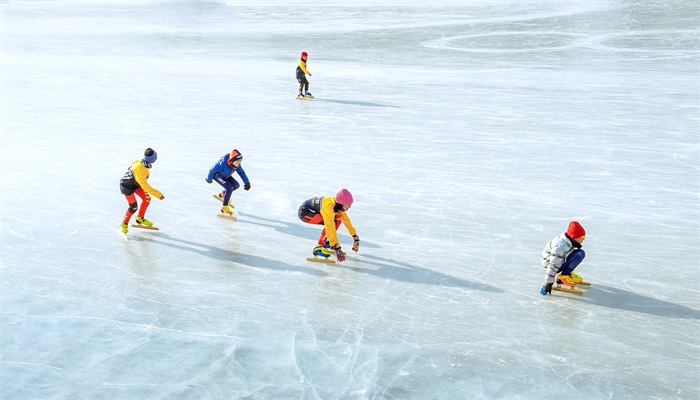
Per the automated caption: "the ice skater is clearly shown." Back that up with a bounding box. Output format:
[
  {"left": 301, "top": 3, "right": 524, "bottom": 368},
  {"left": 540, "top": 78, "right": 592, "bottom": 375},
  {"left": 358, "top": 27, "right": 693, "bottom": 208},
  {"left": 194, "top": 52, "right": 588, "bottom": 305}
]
[
  {"left": 205, "top": 149, "right": 251, "bottom": 217},
  {"left": 296, "top": 51, "right": 313, "bottom": 99},
  {"left": 298, "top": 189, "right": 359, "bottom": 262},
  {"left": 120, "top": 148, "right": 164, "bottom": 234},
  {"left": 540, "top": 221, "right": 587, "bottom": 295}
]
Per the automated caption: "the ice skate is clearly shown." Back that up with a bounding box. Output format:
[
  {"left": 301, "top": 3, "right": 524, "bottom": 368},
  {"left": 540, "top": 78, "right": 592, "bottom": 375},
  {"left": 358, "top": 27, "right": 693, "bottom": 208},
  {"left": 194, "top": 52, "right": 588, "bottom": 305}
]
[
  {"left": 135, "top": 217, "right": 153, "bottom": 227},
  {"left": 307, "top": 246, "right": 335, "bottom": 263},
  {"left": 569, "top": 272, "right": 583, "bottom": 283},
  {"left": 217, "top": 205, "right": 237, "bottom": 220},
  {"left": 569, "top": 272, "right": 591, "bottom": 286},
  {"left": 212, "top": 193, "right": 234, "bottom": 208},
  {"left": 132, "top": 217, "right": 159, "bottom": 230},
  {"left": 305, "top": 91, "right": 314, "bottom": 99},
  {"left": 556, "top": 274, "right": 577, "bottom": 287},
  {"left": 296, "top": 92, "right": 306, "bottom": 100},
  {"left": 313, "top": 246, "right": 331, "bottom": 258}
]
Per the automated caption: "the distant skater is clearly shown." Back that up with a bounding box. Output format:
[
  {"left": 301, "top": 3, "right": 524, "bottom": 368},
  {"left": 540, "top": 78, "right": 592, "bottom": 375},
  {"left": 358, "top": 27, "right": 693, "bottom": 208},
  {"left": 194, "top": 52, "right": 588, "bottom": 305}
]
[
  {"left": 540, "top": 221, "right": 587, "bottom": 295},
  {"left": 298, "top": 189, "right": 359, "bottom": 262},
  {"left": 120, "top": 148, "right": 164, "bottom": 234},
  {"left": 205, "top": 149, "right": 251, "bottom": 217},
  {"left": 296, "top": 51, "right": 313, "bottom": 99}
]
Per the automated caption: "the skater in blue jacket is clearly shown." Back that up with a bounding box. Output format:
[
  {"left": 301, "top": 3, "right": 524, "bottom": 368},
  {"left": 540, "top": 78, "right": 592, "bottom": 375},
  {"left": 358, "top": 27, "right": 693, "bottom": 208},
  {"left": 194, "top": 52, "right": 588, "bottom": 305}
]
[{"left": 205, "top": 149, "right": 251, "bottom": 216}]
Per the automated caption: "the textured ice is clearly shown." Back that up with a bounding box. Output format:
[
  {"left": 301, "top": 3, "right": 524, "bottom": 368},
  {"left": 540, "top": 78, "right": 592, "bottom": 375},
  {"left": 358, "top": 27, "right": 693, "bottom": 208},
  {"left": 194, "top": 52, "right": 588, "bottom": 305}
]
[{"left": 1, "top": 0, "right": 698, "bottom": 398}]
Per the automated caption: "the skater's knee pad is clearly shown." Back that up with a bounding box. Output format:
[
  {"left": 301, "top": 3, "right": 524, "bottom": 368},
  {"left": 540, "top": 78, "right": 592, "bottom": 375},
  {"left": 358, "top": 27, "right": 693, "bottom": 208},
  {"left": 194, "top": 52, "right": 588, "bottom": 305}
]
[{"left": 128, "top": 202, "right": 138, "bottom": 213}]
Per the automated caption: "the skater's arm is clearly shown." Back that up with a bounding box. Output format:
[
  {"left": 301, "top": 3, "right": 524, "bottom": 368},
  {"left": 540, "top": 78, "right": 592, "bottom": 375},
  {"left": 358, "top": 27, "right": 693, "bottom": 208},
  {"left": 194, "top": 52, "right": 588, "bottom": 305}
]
[
  {"left": 235, "top": 166, "right": 250, "bottom": 185},
  {"left": 544, "top": 244, "right": 568, "bottom": 284},
  {"left": 133, "top": 164, "right": 163, "bottom": 199},
  {"left": 340, "top": 213, "right": 357, "bottom": 237},
  {"left": 320, "top": 198, "right": 341, "bottom": 246}
]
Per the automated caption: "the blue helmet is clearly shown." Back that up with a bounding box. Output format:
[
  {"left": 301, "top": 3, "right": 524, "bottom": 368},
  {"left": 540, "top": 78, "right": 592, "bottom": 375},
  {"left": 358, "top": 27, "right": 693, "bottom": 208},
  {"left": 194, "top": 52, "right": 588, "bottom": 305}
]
[{"left": 143, "top": 148, "right": 157, "bottom": 163}]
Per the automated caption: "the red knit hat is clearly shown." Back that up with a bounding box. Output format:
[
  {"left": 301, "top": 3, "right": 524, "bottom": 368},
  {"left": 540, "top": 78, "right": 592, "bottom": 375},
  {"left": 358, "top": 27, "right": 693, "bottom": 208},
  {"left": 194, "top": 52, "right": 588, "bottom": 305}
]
[
  {"left": 335, "top": 188, "right": 353, "bottom": 205},
  {"left": 301, "top": 51, "right": 308, "bottom": 58},
  {"left": 567, "top": 221, "right": 586, "bottom": 239}
]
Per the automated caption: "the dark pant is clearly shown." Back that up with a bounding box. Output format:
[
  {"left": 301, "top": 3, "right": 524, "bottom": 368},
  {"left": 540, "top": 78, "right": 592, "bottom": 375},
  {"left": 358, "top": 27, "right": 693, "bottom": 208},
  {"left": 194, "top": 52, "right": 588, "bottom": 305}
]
[
  {"left": 558, "top": 249, "right": 585, "bottom": 275},
  {"left": 214, "top": 176, "right": 240, "bottom": 205},
  {"left": 296, "top": 71, "right": 309, "bottom": 92}
]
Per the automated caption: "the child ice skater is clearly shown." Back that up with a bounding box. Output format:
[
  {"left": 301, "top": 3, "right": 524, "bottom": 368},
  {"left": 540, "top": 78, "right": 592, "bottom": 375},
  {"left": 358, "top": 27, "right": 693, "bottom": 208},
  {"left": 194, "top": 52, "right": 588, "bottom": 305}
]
[
  {"left": 120, "top": 148, "right": 164, "bottom": 234},
  {"left": 205, "top": 149, "right": 251, "bottom": 216},
  {"left": 540, "top": 221, "right": 587, "bottom": 295},
  {"left": 296, "top": 51, "right": 313, "bottom": 99},
  {"left": 297, "top": 189, "right": 359, "bottom": 262}
]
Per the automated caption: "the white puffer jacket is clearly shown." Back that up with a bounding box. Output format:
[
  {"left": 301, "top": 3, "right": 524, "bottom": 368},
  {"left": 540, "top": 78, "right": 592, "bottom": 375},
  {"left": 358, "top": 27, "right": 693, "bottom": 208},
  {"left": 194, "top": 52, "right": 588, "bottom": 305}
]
[{"left": 542, "top": 233, "right": 576, "bottom": 284}]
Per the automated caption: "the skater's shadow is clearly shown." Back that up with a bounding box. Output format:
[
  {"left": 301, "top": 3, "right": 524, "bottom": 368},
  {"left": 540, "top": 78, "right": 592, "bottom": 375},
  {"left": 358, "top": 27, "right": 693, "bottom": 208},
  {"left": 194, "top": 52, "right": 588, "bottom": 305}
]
[
  {"left": 582, "top": 284, "right": 699, "bottom": 319},
  {"left": 340, "top": 254, "right": 502, "bottom": 292},
  {"left": 311, "top": 98, "right": 400, "bottom": 108},
  {"left": 132, "top": 233, "right": 327, "bottom": 277},
  {"left": 237, "top": 212, "right": 380, "bottom": 250}
]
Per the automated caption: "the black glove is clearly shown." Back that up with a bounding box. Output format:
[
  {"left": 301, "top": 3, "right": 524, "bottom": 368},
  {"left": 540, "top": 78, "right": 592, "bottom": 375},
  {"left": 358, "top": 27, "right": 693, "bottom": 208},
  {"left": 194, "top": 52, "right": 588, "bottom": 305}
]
[
  {"left": 540, "top": 282, "right": 553, "bottom": 295},
  {"left": 205, "top": 178, "right": 212, "bottom": 184},
  {"left": 332, "top": 244, "right": 346, "bottom": 262},
  {"left": 352, "top": 235, "right": 360, "bottom": 252},
  {"left": 244, "top": 183, "right": 251, "bottom": 191}
]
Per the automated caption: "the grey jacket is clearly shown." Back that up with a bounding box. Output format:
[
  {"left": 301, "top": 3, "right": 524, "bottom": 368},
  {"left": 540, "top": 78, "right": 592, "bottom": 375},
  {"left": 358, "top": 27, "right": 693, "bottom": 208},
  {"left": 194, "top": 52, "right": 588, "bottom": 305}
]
[{"left": 541, "top": 233, "right": 575, "bottom": 284}]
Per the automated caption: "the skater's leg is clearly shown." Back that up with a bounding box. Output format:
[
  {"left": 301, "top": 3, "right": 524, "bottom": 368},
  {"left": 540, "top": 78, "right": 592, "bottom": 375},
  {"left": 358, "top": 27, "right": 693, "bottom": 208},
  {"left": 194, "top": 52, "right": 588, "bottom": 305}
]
[
  {"left": 558, "top": 249, "right": 585, "bottom": 275},
  {"left": 134, "top": 188, "right": 151, "bottom": 218},
  {"left": 214, "top": 176, "right": 239, "bottom": 205},
  {"left": 223, "top": 177, "right": 239, "bottom": 205},
  {"left": 297, "top": 72, "right": 305, "bottom": 95},
  {"left": 122, "top": 194, "right": 138, "bottom": 223},
  {"left": 316, "top": 216, "right": 342, "bottom": 245}
]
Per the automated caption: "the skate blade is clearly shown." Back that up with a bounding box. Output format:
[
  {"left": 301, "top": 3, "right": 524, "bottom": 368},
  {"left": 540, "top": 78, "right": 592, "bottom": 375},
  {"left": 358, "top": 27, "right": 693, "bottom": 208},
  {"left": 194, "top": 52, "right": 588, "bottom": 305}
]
[
  {"left": 296, "top": 96, "right": 307, "bottom": 100},
  {"left": 212, "top": 195, "right": 234, "bottom": 208},
  {"left": 552, "top": 286, "right": 584, "bottom": 295},
  {"left": 217, "top": 214, "right": 237, "bottom": 220},
  {"left": 306, "top": 256, "right": 335, "bottom": 263},
  {"left": 131, "top": 224, "right": 159, "bottom": 230},
  {"left": 119, "top": 231, "right": 128, "bottom": 241}
]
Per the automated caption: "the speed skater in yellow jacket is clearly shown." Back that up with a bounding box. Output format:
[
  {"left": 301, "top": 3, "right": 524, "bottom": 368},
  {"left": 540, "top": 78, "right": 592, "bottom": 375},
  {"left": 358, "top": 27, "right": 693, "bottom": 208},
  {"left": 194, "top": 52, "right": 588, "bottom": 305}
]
[
  {"left": 298, "top": 189, "right": 358, "bottom": 256},
  {"left": 296, "top": 51, "right": 312, "bottom": 97},
  {"left": 119, "top": 148, "right": 164, "bottom": 233}
]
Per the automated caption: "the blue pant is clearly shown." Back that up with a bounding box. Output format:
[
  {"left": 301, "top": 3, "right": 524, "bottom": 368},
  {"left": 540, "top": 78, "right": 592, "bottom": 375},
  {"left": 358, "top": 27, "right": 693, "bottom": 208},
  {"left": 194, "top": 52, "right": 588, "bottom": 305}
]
[
  {"left": 214, "top": 176, "right": 240, "bottom": 205},
  {"left": 558, "top": 249, "right": 585, "bottom": 275}
]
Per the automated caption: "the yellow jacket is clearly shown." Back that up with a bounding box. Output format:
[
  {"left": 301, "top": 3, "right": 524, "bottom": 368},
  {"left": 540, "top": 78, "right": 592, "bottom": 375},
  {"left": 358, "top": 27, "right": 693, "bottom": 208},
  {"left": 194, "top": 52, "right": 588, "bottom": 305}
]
[
  {"left": 319, "top": 196, "right": 356, "bottom": 247},
  {"left": 297, "top": 59, "right": 310, "bottom": 75},
  {"left": 129, "top": 160, "right": 163, "bottom": 198}
]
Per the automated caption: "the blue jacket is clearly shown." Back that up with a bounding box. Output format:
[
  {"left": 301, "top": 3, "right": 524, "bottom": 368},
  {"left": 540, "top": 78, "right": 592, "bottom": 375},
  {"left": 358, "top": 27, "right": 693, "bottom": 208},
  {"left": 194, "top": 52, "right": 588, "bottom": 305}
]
[{"left": 206, "top": 154, "right": 250, "bottom": 184}]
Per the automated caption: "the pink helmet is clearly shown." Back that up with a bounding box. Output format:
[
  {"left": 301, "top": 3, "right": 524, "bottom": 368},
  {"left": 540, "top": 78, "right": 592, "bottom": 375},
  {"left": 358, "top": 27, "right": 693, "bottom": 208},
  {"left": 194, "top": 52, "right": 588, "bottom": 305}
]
[{"left": 335, "top": 189, "right": 353, "bottom": 205}]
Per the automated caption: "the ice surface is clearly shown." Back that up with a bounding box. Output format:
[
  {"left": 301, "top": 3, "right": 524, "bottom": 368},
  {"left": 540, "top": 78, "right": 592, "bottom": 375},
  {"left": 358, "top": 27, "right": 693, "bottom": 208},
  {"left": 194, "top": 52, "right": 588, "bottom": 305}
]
[{"left": 1, "top": 0, "right": 698, "bottom": 398}]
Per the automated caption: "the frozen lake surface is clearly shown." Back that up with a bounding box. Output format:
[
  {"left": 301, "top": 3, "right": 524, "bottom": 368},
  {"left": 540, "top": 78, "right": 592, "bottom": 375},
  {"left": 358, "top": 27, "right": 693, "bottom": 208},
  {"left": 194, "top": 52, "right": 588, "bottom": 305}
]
[{"left": 1, "top": 0, "right": 698, "bottom": 398}]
